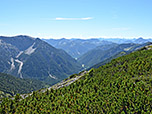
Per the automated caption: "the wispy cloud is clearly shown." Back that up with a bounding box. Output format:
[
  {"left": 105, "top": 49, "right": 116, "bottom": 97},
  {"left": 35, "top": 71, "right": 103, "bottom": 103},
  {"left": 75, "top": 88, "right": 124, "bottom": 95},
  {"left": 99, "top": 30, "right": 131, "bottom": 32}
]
[
  {"left": 54, "top": 17, "right": 93, "bottom": 21},
  {"left": 112, "top": 27, "right": 130, "bottom": 31}
]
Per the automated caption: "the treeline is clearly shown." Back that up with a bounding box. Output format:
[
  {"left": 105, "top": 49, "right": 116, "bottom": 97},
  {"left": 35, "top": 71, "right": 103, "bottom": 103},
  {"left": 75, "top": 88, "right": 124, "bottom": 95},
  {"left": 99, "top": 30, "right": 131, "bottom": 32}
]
[{"left": 0, "top": 49, "right": 152, "bottom": 113}]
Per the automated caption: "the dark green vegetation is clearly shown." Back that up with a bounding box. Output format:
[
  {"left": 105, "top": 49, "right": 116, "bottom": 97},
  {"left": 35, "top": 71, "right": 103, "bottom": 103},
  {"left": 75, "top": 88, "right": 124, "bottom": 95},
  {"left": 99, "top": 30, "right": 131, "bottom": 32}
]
[
  {"left": 1, "top": 46, "right": 152, "bottom": 113},
  {"left": 0, "top": 73, "right": 48, "bottom": 99},
  {"left": 78, "top": 43, "right": 147, "bottom": 68},
  {"left": 0, "top": 35, "right": 82, "bottom": 84}
]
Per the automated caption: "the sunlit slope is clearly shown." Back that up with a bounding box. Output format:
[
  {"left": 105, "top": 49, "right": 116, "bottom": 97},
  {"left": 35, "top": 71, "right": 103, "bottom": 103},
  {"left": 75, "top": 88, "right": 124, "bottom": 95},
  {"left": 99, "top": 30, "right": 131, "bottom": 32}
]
[{"left": 1, "top": 46, "right": 152, "bottom": 113}]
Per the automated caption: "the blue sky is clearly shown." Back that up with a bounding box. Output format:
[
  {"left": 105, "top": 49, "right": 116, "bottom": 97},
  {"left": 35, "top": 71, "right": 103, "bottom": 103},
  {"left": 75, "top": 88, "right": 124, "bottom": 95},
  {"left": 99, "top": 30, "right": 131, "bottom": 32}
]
[{"left": 0, "top": 0, "right": 152, "bottom": 39}]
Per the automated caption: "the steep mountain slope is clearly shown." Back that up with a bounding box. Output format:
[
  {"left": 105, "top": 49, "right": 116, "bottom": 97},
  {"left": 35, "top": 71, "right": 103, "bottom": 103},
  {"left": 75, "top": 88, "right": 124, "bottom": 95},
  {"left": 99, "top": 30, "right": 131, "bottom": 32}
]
[
  {"left": 0, "top": 73, "right": 48, "bottom": 99},
  {"left": 78, "top": 43, "right": 146, "bottom": 68},
  {"left": 88, "top": 42, "right": 149, "bottom": 70},
  {"left": 0, "top": 36, "right": 82, "bottom": 84},
  {"left": 0, "top": 40, "right": 19, "bottom": 73},
  {"left": 133, "top": 37, "right": 150, "bottom": 44},
  {"left": 43, "top": 38, "right": 114, "bottom": 58},
  {"left": 1, "top": 45, "right": 152, "bottom": 113}
]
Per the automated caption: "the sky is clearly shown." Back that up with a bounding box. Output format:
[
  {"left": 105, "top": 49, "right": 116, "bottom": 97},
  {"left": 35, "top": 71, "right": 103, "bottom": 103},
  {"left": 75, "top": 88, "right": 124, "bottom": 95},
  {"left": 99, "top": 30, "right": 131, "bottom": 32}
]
[{"left": 0, "top": 0, "right": 152, "bottom": 39}]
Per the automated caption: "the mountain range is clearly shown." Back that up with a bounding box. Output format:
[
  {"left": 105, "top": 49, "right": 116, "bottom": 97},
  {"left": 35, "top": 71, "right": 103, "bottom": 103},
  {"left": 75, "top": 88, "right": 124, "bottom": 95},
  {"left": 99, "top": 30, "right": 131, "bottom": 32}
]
[
  {"left": 0, "top": 35, "right": 82, "bottom": 84},
  {"left": 43, "top": 37, "right": 151, "bottom": 59},
  {"left": 43, "top": 38, "right": 114, "bottom": 58},
  {"left": 88, "top": 42, "right": 151, "bottom": 70},
  {"left": 99, "top": 37, "right": 152, "bottom": 44},
  {"left": 1, "top": 36, "right": 150, "bottom": 84},
  {"left": 78, "top": 43, "right": 148, "bottom": 68},
  {"left": 0, "top": 35, "right": 151, "bottom": 98},
  {"left": 1, "top": 43, "right": 152, "bottom": 113}
]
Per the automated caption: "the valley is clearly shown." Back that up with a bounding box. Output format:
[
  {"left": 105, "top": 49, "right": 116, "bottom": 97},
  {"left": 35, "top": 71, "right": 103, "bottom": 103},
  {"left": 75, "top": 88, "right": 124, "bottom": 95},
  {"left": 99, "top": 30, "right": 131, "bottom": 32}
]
[
  {"left": 1, "top": 0, "right": 152, "bottom": 113},
  {"left": 1, "top": 44, "right": 152, "bottom": 113},
  {"left": 0, "top": 35, "right": 152, "bottom": 113}
]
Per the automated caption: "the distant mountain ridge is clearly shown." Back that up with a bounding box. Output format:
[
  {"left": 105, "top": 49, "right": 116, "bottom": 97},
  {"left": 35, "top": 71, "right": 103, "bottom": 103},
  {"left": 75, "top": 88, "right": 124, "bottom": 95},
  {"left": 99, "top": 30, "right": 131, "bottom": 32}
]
[
  {"left": 78, "top": 43, "right": 148, "bottom": 68},
  {"left": 43, "top": 38, "right": 114, "bottom": 58},
  {"left": 0, "top": 35, "right": 82, "bottom": 84},
  {"left": 99, "top": 37, "right": 151, "bottom": 44},
  {"left": 0, "top": 35, "right": 35, "bottom": 51},
  {"left": 43, "top": 37, "right": 151, "bottom": 59},
  {"left": 0, "top": 35, "right": 150, "bottom": 84},
  {"left": 88, "top": 42, "right": 150, "bottom": 70}
]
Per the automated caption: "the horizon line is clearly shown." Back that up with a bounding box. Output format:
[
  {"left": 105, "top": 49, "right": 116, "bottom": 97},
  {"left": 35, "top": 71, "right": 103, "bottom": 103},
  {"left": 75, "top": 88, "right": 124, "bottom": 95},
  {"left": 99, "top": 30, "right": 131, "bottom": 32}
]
[{"left": 0, "top": 34, "right": 151, "bottom": 40}]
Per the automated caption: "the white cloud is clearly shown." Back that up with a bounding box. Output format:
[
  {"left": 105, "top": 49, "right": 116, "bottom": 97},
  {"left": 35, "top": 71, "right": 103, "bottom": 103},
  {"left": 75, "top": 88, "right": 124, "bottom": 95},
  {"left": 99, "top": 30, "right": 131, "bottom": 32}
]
[
  {"left": 112, "top": 27, "right": 130, "bottom": 31},
  {"left": 55, "top": 17, "right": 93, "bottom": 21}
]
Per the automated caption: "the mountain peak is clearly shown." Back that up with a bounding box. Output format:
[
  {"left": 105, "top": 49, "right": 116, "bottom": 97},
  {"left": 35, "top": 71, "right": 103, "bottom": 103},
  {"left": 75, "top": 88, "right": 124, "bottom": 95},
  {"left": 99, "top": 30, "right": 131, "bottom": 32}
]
[
  {"left": 15, "top": 35, "right": 33, "bottom": 38},
  {"left": 138, "top": 37, "right": 144, "bottom": 39},
  {"left": 0, "top": 35, "right": 82, "bottom": 84}
]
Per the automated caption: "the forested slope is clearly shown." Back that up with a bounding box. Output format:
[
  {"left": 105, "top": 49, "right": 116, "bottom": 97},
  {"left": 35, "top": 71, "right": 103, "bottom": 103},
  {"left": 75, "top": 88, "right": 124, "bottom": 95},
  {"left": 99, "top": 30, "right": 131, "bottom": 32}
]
[
  {"left": 0, "top": 73, "right": 48, "bottom": 99},
  {"left": 1, "top": 46, "right": 152, "bottom": 113}
]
